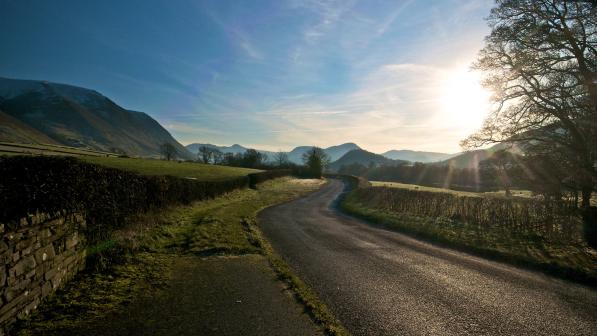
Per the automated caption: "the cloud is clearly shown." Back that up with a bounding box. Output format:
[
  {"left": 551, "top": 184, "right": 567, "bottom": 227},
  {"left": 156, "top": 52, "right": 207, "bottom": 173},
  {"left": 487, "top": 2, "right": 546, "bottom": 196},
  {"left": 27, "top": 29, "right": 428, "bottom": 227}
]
[
  {"left": 167, "top": 0, "right": 494, "bottom": 153},
  {"left": 376, "top": 0, "right": 415, "bottom": 35},
  {"left": 204, "top": 8, "right": 264, "bottom": 60}
]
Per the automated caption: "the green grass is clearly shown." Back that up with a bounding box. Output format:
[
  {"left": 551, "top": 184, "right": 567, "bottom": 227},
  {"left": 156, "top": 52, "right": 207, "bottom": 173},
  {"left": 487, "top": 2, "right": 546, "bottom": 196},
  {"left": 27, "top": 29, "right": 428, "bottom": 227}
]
[
  {"left": 0, "top": 142, "right": 120, "bottom": 157},
  {"left": 138, "top": 177, "right": 323, "bottom": 254},
  {"left": 14, "top": 177, "right": 346, "bottom": 335},
  {"left": 80, "top": 156, "right": 260, "bottom": 181},
  {"left": 12, "top": 252, "right": 173, "bottom": 335},
  {"left": 371, "top": 181, "right": 534, "bottom": 198},
  {"left": 342, "top": 190, "right": 597, "bottom": 285}
]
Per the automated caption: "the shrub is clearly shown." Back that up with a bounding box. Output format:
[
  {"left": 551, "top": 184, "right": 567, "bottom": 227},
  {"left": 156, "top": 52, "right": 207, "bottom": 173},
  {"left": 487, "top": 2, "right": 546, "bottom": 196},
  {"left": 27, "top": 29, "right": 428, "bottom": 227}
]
[{"left": 247, "top": 170, "right": 292, "bottom": 188}]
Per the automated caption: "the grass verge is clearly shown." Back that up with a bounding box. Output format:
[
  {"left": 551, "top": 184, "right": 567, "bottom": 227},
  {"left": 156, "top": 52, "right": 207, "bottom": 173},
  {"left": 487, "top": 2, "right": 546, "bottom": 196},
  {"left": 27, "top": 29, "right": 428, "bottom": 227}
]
[
  {"left": 11, "top": 253, "right": 172, "bottom": 335},
  {"left": 13, "top": 177, "right": 346, "bottom": 335},
  {"left": 341, "top": 190, "right": 597, "bottom": 286},
  {"left": 245, "top": 217, "right": 349, "bottom": 336}
]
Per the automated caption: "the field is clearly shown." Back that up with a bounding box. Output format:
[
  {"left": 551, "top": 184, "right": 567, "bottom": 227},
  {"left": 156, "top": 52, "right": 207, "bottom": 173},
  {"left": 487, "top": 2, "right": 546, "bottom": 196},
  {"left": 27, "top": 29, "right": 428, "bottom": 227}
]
[
  {"left": 0, "top": 142, "right": 260, "bottom": 181},
  {"left": 80, "top": 156, "right": 260, "bottom": 181},
  {"left": 371, "top": 181, "right": 533, "bottom": 198},
  {"left": 0, "top": 142, "right": 121, "bottom": 157}
]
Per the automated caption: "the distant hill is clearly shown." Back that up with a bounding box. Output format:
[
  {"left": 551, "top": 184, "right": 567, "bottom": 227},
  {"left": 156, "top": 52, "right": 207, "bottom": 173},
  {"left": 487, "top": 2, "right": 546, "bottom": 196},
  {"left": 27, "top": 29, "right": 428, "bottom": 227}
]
[
  {"left": 185, "top": 143, "right": 277, "bottom": 161},
  {"left": 328, "top": 149, "right": 406, "bottom": 172},
  {"left": 439, "top": 143, "right": 514, "bottom": 169},
  {"left": 287, "top": 143, "right": 360, "bottom": 164},
  {"left": 381, "top": 149, "right": 455, "bottom": 163},
  {"left": 187, "top": 142, "right": 361, "bottom": 164},
  {"left": 0, "top": 77, "right": 192, "bottom": 159}
]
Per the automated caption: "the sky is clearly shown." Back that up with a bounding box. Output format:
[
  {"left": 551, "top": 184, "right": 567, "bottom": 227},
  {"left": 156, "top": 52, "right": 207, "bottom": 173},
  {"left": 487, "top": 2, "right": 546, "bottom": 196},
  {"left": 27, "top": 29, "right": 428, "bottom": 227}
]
[{"left": 0, "top": 0, "right": 495, "bottom": 153}]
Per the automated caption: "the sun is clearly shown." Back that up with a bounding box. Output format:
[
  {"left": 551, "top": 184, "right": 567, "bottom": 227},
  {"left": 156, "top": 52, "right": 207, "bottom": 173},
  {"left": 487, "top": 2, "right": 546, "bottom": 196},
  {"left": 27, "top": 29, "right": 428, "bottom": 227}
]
[{"left": 439, "top": 68, "right": 491, "bottom": 133}]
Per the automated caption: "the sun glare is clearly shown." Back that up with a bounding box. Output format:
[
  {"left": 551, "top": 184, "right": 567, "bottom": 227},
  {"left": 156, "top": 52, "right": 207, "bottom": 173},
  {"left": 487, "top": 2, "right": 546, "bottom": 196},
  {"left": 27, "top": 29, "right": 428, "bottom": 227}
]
[{"left": 439, "top": 68, "right": 490, "bottom": 133}]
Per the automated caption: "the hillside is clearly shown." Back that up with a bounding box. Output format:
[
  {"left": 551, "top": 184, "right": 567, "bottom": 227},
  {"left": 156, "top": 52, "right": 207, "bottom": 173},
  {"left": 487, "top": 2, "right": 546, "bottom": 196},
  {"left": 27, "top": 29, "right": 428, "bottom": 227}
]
[
  {"left": 0, "top": 77, "right": 192, "bottom": 159},
  {"left": 287, "top": 143, "right": 360, "bottom": 164},
  {"left": 382, "top": 149, "right": 454, "bottom": 163},
  {"left": 439, "top": 143, "right": 516, "bottom": 169},
  {"left": 328, "top": 149, "right": 405, "bottom": 172},
  {"left": 0, "top": 110, "right": 59, "bottom": 144}
]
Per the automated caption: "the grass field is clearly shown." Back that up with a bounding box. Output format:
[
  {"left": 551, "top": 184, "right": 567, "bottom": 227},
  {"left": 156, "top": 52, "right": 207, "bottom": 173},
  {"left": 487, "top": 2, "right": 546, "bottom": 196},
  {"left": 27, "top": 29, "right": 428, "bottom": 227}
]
[
  {"left": 0, "top": 142, "right": 259, "bottom": 181},
  {"left": 80, "top": 156, "right": 260, "bottom": 181},
  {"left": 0, "top": 142, "right": 121, "bottom": 157},
  {"left": 371, "top": 180, "right": 596, "bottom": 205},
  {"left": 371, "top": 181, "right": 534, "bottom": 198}
]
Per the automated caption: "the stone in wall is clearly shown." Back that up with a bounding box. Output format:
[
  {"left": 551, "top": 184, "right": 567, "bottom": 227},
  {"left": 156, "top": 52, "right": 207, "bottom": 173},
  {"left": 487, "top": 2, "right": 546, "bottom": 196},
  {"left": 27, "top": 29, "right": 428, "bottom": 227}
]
[{"left": 0, "top": 212, "right": 86, "bottom": 333}]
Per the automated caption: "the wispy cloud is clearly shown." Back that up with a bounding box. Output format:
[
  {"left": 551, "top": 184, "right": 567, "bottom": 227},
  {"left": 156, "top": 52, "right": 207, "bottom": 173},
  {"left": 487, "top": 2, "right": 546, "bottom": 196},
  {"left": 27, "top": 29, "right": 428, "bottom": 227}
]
[
  {"left": 376, "top": 0, "right": 415, "bottom": 35},
  {"left": 204, "top": 7, "right": 264, "bottom": 61}
]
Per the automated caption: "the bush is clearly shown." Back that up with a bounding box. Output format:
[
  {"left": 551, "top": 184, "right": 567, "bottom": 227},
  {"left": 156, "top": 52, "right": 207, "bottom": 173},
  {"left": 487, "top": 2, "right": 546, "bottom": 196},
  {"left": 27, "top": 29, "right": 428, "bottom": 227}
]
[
  {"left": 324, "top": 173, "right": 371, "bottom": 189},
  {"left": 247, "top": 170, "right": 292, "bottom": 189}
]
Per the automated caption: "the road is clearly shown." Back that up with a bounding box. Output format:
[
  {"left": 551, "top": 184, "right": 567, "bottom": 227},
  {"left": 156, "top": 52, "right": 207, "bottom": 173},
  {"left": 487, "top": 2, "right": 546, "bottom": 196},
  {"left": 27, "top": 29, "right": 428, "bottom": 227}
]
[{"left": 258, "top": 179, "right": 597, "bottom": 336}]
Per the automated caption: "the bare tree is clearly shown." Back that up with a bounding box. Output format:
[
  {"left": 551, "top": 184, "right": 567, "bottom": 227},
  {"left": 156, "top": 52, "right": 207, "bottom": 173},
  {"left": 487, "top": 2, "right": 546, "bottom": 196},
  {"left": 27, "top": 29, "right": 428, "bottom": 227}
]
[
  {"left": 273, "top": 151, "right": 289, "bottom": 167},
  {"left": 479, "top": 150, "right": 520, "bottom": 197},
  {"left": 462, "top": 0, "right": 596, "bottom": 208},
  {"left": 302, "top": 147, "right": 330, "bottom": 178},
  {"left": 160, "top": 143, "right": 178, "bottom": 161},
  {"left": 198, "top": 145, "right": 214, "bottom": 164},
  {"left": 212, "top": 149, "right": 223, "bottom": 165}
]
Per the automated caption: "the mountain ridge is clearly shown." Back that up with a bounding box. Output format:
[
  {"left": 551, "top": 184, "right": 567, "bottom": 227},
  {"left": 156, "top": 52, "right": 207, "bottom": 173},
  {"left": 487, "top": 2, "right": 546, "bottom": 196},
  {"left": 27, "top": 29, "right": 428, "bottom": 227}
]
[{"left": 0, "top": 77, "right": 192, "bottom": 159}]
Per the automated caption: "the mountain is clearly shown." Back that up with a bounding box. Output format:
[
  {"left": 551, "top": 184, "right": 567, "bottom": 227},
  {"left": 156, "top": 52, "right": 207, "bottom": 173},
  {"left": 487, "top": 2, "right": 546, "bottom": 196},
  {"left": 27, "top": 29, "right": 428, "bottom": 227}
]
[
  {"left": 287, "top": 143, "right": 360, "bottom": 164},
  {"left": 324, "top": 143, "right": 361, "bottom": 162},
  {"left": 381, "top": 149, "right": 455, "bottom": 163},
  {"left": 0, "top": 109, "right": 60, "bottom": 144},
  {"left": 186, "top": 143, "right": 247, "bottom": 155},
  {"left": 0, "top": 77, "right": 192, "bottom": 159},
  {"left": 328, "top": 149, "right": 406, "bottom": 172},
  {"left": 439, "top": 143, "right": 514, "bottom": 169},
  {"left": 186, "top": 142, "right": 361, "bottom": 164}
]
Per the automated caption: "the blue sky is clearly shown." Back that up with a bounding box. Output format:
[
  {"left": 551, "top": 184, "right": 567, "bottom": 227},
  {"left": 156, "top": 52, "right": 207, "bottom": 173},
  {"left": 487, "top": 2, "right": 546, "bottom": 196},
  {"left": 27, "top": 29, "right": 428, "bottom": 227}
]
[{"left": 0, "top": 0, "right": 494, "bottom": 153}]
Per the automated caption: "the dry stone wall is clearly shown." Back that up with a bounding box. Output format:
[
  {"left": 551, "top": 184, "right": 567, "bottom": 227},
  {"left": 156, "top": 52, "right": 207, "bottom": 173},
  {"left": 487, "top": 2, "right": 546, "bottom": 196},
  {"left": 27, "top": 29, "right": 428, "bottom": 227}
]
[{"left": 0, "top": 211, "right": 86, "bottom": 333}]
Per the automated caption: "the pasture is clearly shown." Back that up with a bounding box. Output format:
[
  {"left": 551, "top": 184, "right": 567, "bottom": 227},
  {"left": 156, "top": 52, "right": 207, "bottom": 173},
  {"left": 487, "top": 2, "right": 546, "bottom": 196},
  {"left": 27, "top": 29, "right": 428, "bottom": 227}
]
[
  {"left": 371, "top": 181, "right": 533, "bottom": 199},
  {"left": 80, "top": 156, "right": 260, "bottom": 181}
]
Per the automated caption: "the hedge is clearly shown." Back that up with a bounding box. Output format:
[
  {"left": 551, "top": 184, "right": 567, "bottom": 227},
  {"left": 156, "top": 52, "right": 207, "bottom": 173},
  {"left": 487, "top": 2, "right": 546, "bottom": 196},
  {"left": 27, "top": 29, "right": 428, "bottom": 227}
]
[
  {"left": 350, "top": 186, "right": 584, "bottom": 243},
  {"left": 324, "top": 173, "right": 371, "bottom": 189},
  {"left": 248, "top": 169, "right": 292, "bottom": 188},
  {"left": 0, "top": 156, "right": 290, "bottom": 243}
]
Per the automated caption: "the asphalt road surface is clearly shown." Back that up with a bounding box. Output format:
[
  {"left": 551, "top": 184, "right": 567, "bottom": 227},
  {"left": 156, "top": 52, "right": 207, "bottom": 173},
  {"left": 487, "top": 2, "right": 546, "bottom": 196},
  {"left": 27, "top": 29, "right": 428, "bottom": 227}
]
[{"left": 258, "top": 179, "right": 597, "bottom": 336}]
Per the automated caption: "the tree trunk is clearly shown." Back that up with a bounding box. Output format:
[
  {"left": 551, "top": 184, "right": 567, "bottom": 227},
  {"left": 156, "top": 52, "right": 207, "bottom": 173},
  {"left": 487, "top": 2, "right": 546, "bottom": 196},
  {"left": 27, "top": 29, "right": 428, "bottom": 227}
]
[{"left": 581, "top": 185, "right": 592, "bottom": 209}]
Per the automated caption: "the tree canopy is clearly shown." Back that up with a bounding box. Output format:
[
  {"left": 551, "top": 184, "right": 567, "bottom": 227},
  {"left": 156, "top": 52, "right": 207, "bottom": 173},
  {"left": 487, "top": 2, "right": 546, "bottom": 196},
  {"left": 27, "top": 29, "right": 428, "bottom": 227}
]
[{"left": 463, "top": 0, "right": 596, "bottom": 207}]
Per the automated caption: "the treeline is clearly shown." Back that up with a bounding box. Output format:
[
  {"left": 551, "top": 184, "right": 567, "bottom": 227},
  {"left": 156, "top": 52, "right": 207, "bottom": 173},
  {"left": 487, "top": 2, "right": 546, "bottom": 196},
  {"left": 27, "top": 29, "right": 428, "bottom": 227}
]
[
  {"left": 338, "top": 162, "right": 491, "bottom": 192},
  {"left": 195, "top": 146, "right": 287, "bottom": 169},
  {"left": 341, "top": 162, "right": 487, "bottom": 191},
  {"left": 195, "top": 145, "right": 330, "bottom": 178},
  {"left": 338, "top": 150, "right": 593, "bottom": 207}
]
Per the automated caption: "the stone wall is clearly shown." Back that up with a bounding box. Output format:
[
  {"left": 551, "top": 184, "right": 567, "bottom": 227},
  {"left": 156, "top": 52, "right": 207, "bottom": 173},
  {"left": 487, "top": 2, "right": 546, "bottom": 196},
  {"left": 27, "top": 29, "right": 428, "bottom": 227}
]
[{"left": 0, "top": 212, "right": 86, "bottom": 332}]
